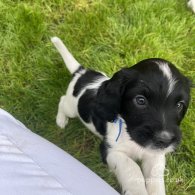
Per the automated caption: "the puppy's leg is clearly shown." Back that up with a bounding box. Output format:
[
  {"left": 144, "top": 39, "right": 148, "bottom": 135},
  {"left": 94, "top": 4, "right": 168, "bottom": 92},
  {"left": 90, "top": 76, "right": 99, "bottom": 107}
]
[
  {"left": 142, "top": 154, "right": 166, "bottom": 195},
  {"left": 107, "top": 151, "right": 148, "bottom": 195},
  {"left": 56, "top": 95, "right": 76, "bottom": 128}
]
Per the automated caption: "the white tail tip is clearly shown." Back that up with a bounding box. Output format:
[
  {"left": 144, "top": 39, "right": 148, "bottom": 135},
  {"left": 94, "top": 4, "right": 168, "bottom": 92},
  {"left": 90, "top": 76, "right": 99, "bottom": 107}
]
[
  {"left": 51, "top": 36, "right": 81, "bottom": 74},
  {"left": 51, "top": 37, "right": 61, "bottom": 44}
]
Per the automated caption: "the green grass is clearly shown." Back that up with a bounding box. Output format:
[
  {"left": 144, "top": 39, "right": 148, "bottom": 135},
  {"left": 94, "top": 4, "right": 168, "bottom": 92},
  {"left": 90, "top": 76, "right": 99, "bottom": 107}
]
[{"left": 0, "top": 0, "right": 194, "bottom": 194}]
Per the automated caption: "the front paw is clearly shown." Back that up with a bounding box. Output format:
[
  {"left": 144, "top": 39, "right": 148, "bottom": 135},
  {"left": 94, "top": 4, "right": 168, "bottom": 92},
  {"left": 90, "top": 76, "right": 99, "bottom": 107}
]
[
  {"left": 122, "top": 188, "right": 148, "bottom": 195},
  {"left": 146, "top": 185, "right": 165, "bottom": 195},
  {"left": 148, "top": 193, "right": 165, "bottom": 195},
  {"left": 122, "top": 190, "right": 132, "bottom": 195}
]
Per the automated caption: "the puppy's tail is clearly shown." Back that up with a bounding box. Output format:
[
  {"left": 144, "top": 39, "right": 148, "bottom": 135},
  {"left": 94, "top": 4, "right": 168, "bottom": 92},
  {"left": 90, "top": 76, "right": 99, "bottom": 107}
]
[{"left": 51, "top": 37, "right": 82, "bottom": 74}]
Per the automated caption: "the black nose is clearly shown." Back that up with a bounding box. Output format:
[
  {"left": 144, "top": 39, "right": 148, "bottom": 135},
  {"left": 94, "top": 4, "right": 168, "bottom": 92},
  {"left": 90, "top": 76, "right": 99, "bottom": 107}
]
[{"left": 155, "top": 131, "right": 175, "bottom": 148}]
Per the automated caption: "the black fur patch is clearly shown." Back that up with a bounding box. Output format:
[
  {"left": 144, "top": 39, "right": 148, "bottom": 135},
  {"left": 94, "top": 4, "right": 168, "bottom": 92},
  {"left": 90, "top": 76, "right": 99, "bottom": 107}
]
[
  {"left": 92, "top": 68, "right": 138, "bottom": 122},
  {"left": 73, "top": 70, "right": 104, "bottom": 97},
  {"left": 78, "top": 88, "right": 107, "bottom": 135},
  {"left": 99, "top": 140, "right": 110, "bottom": 164},
  {"left": 78, "top": 89, "right": 96, "bottom": 123},
  {"left": 92, "top": 115, "right": 107, "bottom": 135}
]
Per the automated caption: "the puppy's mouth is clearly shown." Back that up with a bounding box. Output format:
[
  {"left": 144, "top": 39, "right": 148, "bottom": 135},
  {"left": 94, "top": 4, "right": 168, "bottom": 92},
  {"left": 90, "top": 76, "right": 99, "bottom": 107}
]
[
  {"left": 152, "top": 132, "right": 177, "bottom": 148},
  {"left": 145, "top": 144, "right": 175, "bottom": 154},
  {"left": 150, "top": 142, "right": 177, "bottom": 150},
  {"left": 145, "top": 135, "right": 181, "bottom": 153},
  {"left": 128, "top": 126, "right": 181, "bottom": 152}
]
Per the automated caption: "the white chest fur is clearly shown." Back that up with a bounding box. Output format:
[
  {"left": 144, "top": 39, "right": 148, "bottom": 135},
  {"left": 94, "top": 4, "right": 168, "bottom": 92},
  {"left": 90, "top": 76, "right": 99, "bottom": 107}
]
[
  {"left": 106, "top": 119, "right": 172, "bottom": 161},
  {"left": 106, "top": 120, "right": 146, "bottom": 161},
  {"left": 106, "top": 120, "right": 167, "bottom": 195}
]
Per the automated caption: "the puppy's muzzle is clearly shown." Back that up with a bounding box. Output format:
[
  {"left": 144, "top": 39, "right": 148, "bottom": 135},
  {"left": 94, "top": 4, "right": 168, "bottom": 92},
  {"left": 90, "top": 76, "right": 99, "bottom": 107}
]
[{"left": 155, "top": 131, "right": 175, "bottom": 148}]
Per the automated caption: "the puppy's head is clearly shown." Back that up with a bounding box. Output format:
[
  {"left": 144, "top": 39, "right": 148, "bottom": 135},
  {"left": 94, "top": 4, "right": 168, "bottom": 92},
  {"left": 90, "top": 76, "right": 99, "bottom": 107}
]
[{"left": 95, "top": 58, "right": 191, "bottom": 151}]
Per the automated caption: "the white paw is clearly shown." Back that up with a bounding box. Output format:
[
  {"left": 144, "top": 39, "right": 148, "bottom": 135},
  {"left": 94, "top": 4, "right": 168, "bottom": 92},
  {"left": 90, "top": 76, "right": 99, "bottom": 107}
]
[
  {"left": 122, "top": 189, "right": 148, "bottom": 195},
  {"left": 56, "top": 113, "right": 68, "bottom": 129},
  {"left": 188, "top": 0, "right": 195, "bottom": 13},
  {"left": 122, "top": 190, "right": 132, "bottom": 195}
]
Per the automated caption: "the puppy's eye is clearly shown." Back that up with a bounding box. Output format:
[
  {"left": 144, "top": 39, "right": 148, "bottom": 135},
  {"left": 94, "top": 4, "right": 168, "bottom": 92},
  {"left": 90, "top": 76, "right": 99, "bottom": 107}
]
[
  {"left": 176, "top": 101, "right": 185, "bottom": 111},
  {"left": 134, "top": 95, "right": 148, "bottom": 107}
]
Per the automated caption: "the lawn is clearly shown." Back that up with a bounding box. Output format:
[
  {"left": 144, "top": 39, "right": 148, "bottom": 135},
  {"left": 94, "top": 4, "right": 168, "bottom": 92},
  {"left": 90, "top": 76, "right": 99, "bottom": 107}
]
[{"left": 0, "top": 0, "right": 194, "bottom": 194}]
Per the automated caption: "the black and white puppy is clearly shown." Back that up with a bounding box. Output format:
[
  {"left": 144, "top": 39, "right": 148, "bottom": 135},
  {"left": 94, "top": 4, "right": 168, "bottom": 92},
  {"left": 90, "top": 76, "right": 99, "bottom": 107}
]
[{"left": 51, "top": 37, "right": 190, "bottom": 195}]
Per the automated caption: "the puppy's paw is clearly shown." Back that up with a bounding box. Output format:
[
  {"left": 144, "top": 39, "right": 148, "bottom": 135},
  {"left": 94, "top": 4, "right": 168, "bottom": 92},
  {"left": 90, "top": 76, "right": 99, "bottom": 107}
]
[
  {"left": 122, "top": 190, "right": 133, "bottom": 195},
  {"left": 122, "top": 189, "right": 148, "bottom": 195},
  {"left": 188, "top": 0, "right": 195, "bottom": 13},
  {"left": 56, "top": 114, "right": 69, "bottom": 129},
  {"left": 122, "top": 190, "right": 131, "bottom": 195}
]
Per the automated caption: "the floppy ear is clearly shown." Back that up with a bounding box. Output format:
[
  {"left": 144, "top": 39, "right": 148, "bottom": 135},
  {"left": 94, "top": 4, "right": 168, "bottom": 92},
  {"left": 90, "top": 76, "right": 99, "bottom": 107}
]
[{"left": 93, "top": 68, "right": 138, "bottom": 122}]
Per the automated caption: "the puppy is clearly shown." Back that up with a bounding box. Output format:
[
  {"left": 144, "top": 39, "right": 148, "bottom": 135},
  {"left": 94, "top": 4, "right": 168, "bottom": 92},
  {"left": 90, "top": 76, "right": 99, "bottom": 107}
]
[{"left": 51, "top": 37, "right": 190, "bottom": 195}]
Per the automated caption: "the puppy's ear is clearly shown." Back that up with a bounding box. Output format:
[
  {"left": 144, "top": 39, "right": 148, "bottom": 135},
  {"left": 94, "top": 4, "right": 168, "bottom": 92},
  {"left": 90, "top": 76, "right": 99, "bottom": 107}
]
[{"left": 93, "top": 68, "right": 137, "bottom": 122}]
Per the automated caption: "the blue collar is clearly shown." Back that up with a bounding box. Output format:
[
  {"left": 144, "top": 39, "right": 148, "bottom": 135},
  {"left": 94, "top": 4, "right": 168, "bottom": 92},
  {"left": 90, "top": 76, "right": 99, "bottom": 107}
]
[{"left": 113, "top": 118, "right": 124, "bottom": 142}]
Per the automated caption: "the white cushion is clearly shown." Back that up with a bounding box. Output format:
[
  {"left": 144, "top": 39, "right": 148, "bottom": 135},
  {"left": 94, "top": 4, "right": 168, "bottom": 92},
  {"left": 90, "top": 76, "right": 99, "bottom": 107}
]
[{"left": 0, "top": 109, "right": 119, "bottom": 195}]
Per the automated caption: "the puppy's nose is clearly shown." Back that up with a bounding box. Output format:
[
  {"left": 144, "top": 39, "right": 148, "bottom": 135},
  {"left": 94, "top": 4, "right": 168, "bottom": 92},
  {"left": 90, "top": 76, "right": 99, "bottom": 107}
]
[{"left": 156, "top": 131, "right": 174, "bottom": 147}]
